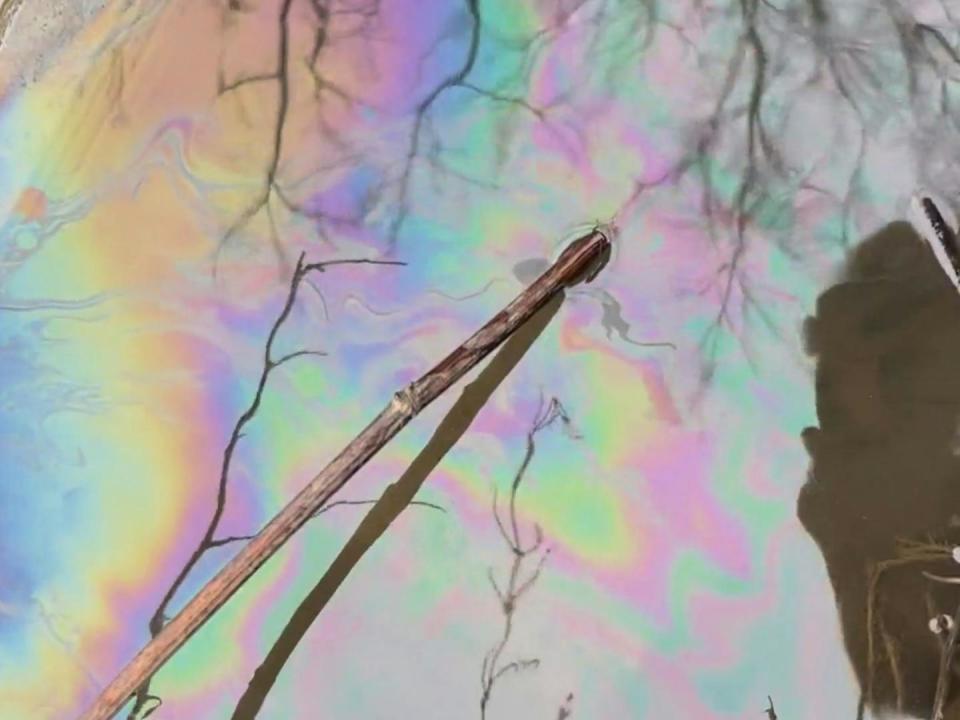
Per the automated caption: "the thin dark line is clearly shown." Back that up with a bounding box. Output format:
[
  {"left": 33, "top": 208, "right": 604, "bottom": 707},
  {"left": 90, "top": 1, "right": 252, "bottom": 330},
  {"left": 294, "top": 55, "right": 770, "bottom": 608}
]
[{"left": 921, "top": 197, "right": 960, "bottom": 277}]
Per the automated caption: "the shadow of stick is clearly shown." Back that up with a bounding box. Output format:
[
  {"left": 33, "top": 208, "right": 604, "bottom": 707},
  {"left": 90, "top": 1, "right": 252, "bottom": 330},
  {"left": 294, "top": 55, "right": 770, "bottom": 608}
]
[{"left": 230, "top": 292, "right": 565, "bottom": 720}]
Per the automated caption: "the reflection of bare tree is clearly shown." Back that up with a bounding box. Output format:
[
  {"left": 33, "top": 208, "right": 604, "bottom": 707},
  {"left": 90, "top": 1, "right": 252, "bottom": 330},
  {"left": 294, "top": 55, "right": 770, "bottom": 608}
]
[
  {"left": 591, "top": 0, "right": 960, "bottom": 391},
  {"left": 388, "top": 0, "right": 480, "bottom": 250},
  {"left": 203, "top": 0, "right": 960, "bottom": 331},
  {"left": 303, "top": 0, "right": 960, "bottom": 394},
  {"left": 385, "top": 1, "right": 601, "bottom": 252},
  {"left": 480, "top": 395, "right": 578, "bottom": 719},
  {"left": 126, "top": 252, "right": 402, "bottom": 719},
  {"left": 214, "top": 0, "right": 297, "bottom": 271},
  {"left": 213, "top": 0, "right": 381, "bottom": 270}
]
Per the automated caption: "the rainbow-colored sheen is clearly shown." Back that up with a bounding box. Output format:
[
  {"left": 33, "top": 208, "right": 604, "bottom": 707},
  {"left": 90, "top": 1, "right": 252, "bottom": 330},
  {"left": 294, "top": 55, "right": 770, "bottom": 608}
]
[{"left": 0, "top": 0, "right": 888, "bottom": 717}]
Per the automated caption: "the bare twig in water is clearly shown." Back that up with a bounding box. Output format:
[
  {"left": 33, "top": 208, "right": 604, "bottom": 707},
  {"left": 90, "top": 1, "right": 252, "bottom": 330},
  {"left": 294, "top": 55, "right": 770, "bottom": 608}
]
[
  {"left": 479, "top": 395, "right": 579, "bottom": 719},
  {"left": 78, "top": 228, "right": 612, "bottom": 720},
  {"left": 125, "top": 251, "right": 403, "bottom": 719}
]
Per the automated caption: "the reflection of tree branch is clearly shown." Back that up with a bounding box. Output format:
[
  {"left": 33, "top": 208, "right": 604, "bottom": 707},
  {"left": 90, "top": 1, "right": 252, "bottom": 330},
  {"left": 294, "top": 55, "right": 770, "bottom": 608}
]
[
  {"left": 461, "top": 81, "right": 548, "bottom": 121},
  {"left": 215, "top": 0, "right": 296, "bottom": 274},
  {"left": 608, "top": 1, "right": 960, "bottom": 396},
  {"left": 388, "top": 0, "right": 481, "bottom": 251},
  {"left": 480, "top": 395, "right": 579, "bottom": 719},
  {"left": 126, "top": 251, "right": 404, "bottom": 719},
  {"left": 306, "top": 0, "right": 328, "bottom": 68},
  {"left": 213, "top": 0, "right": 382, "bottom": 269},
  {"left": 696, "top": 0, "right": 780, "bottom": 391}
]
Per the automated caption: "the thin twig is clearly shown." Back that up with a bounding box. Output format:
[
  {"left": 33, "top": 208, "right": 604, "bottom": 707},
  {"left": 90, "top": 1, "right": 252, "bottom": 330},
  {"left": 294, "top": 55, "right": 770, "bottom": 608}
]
[
  {"left": 479, "top": 395, "right": 578, "bottom": 719},
  {"left": 205, "top": 499, "right": 446, "bottom": 549},
  {"left": 78, "top": 228, "right": 612, "bottom": 720},
  {"left": 125, "top": 251, "right": 403, "bottom": 718}
]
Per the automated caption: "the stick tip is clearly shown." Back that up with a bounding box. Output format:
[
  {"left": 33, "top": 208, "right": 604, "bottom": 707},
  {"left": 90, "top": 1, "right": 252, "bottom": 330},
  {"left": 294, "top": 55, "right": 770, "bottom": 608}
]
[
  {"left": 594, "top": 221, "right": 619, "bottom": 244},
  {"left": 557, "top": 227, "right": 612, "bottom": 287}
]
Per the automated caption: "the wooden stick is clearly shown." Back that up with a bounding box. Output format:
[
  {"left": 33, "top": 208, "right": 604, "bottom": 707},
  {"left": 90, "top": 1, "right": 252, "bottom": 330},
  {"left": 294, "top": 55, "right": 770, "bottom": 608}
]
[{"left": 79, "top": 228, "right": 612, "bottom": 720}]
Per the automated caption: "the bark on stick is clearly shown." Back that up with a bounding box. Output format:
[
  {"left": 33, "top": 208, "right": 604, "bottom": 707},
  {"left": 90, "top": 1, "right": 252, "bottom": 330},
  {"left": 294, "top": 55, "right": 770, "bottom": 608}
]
[{"left": 79, "top": 228, "right": 612, "bottom": 720}]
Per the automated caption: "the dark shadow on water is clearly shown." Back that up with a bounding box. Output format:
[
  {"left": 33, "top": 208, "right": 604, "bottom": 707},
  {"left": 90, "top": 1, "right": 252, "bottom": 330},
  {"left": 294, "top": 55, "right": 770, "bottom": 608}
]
[
  {"left": 230, "top": 292, "right": 565, "bottom": 719},
  {"left": 799, "top": 221, "right": 960, "bottom": 718}
]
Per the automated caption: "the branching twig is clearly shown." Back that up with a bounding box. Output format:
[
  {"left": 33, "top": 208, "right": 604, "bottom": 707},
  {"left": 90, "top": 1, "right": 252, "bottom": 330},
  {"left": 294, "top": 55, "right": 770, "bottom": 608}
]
[
  {"left": 479, "top": 395, "right": 580, "bottom": 719},
  {"left": 204, "top": 499, "right": 446, "bottom": 549},
  {"left": 78, "top": 228, "right": 612, "bottom": 720},
  {"left": 125, "top": 251, "right": 404, "bottom": 719}
]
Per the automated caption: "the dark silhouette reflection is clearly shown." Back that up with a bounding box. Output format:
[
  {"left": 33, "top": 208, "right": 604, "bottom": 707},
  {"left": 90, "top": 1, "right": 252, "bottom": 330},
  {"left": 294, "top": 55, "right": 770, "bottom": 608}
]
[{"left": 799, "top": 220, "right": 960, "bottom": 718}]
